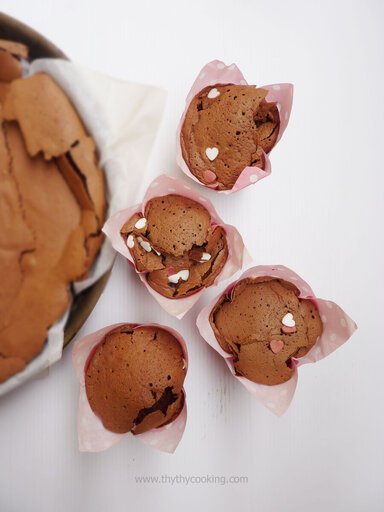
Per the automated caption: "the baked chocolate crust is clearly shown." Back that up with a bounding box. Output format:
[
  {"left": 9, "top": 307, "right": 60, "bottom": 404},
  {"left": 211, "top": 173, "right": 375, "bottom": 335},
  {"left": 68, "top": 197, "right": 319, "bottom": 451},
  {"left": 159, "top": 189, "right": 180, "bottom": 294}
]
[
  {"left": 181, "top": 84, "right": 279, "bottom": 190},
  {"left": 85, "top": 325, "right": 186, "bottom": 434},
  {"left": 0, "top": 52, "right": 107, "bottom": 383},
  {"left": 210, "top": 277, "right": 323, "bottom": 385},
  {"left": 120, "top": 194, "right": 228, "bottom": 299}
]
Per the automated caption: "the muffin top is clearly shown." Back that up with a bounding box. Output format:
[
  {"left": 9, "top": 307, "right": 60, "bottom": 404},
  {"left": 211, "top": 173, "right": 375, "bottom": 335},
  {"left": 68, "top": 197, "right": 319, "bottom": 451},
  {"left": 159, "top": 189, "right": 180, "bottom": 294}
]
[
  {"left": 144, "top": 194, "right": 211, "bottom": 256},
  {"left": 210, "top": 277, "right": 323, "bottom": 385},
  {"left": 85, "top": 325, "right": 186, "bottom": 434},
  {"left": 120, "top": 194, "right": 228, "bottom": 299},
  {"left": 181, "top": 84, "right": 280, "bottom": 190}
]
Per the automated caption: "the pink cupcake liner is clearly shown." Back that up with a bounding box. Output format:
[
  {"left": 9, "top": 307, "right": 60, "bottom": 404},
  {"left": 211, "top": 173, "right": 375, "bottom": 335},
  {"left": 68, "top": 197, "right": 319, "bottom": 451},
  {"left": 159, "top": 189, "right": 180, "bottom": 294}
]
[
  {"left": 196, "top": 265, "right": 357, "bottom": 415},
  {"left": 103, "top": 174, "right": 251, "bottom": 319},
  {"left": 176, "top": 59, "right": 293, "bottom": 194},
  {"left": 72, "top": 322, "right": 188, "bottom": 453}
]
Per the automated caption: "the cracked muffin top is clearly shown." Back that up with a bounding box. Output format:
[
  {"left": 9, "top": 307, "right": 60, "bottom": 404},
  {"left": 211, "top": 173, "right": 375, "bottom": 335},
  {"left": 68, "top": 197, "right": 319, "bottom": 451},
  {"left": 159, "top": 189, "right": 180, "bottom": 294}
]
[
  {"left": 0, "top": 41, "right": 106, "bottom": 384},
  {"left": 181, "top": 84, "right": 280, "bottom": 190},
  {"left": 209, "top": 277, "right": 323, "bottom": 385},
  {"left": 120, "top": 194, "right": 228, "bottom": 299},
  {"left": 85, "top": 324, "right": 187, "bottom": 434}
]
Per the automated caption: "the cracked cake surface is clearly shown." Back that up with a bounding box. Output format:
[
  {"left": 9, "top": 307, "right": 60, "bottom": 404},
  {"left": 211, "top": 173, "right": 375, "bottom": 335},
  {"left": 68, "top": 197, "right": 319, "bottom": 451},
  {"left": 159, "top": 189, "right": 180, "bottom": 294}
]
[
  {"left": 120, "top": 194, "right": 228, "bottom": 299},
  {"left": 85, "top": 325, "right": 186, "bottom": 434},
  {"left": 181, "top": 84, "right": 280, "bottom": 190},
  {"left": 0, "top": 42, "right": 106, "bottom": 383},
  {"left": 209, "top": 277, "right": 323, "bottom": 385}
]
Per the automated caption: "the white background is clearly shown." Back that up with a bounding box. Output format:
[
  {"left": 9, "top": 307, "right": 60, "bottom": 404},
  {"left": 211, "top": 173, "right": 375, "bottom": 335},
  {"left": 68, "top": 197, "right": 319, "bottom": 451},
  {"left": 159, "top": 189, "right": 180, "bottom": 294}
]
[{"left": 0, "top": 1, "right": 383, "bottom": 511}]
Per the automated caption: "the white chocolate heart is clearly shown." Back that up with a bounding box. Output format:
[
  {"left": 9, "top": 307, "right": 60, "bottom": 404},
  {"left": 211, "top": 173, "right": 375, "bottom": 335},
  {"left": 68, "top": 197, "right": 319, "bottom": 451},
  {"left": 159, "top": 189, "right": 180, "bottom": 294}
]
[
  {"left": 205, "top": 147, "right": 219, "bottom": 161},
  {"left": 200, "top": 252, "right": 211, "bottom": 262},
  {"left": 168, "top": 269, "right": 189, "bottom": 284},
  {"left": 282, "top": 312, "right": 295, "bottom": 327},
  {"left": 134, "top": 217, "right": 147, "bottom": 229},
  {"left": 207, "top": 87, "right": 220, "bottom": 99},
  {"left": 127, "top": 234, "right": 134, "bottom": 249}
]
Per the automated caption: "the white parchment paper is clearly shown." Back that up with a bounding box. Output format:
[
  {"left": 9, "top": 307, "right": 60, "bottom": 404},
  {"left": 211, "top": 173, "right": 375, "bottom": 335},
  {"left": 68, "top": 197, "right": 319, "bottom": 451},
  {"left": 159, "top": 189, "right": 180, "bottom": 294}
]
[{"left": 0, "top": 59, "right": 166, "bottom": 396}]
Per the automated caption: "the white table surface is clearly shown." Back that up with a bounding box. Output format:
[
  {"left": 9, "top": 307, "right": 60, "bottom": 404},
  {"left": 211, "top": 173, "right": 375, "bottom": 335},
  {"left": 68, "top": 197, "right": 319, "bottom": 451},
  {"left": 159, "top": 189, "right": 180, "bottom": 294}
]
[{"left": 0, "top": 1, "right": 382, "bottom": 511}]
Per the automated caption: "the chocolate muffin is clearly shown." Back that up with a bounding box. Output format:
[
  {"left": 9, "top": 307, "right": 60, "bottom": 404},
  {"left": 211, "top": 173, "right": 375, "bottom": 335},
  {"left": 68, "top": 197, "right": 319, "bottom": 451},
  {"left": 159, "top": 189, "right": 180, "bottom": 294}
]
[
  {"left": 0, "top": 41, "right": 106, "bottom": 383},
  {"left": 120, "top": 194, "right": 228, "bottom": 299},
  {"left": 210, "top": 277, "right": 323, "bottom": 385},
  {"left": 85, "top": 325, "right": 186, "bottom": 434},
  {"left": 181, "top": 84, "right": 280, "bottom": 190}
]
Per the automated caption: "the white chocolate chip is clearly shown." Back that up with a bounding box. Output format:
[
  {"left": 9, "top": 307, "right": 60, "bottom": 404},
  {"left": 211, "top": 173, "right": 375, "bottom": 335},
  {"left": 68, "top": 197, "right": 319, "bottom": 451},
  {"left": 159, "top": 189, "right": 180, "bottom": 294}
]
[
  {"left": 168, "top": 274, "right": 179, "bottom": 284},
  {"left": 205, "top": 147, "right": 219, "bottom": 161},
  {"left": 282, "top": 313, "right": 295, "bottom": 327},
  {"left": 200, "top": 252, "right": 211, "bottom": 262},
  {"left": 168, "top": 270, "right": 190, "bottom": 284},
  {"left": 182, "top": 358, "right": 187, "bottom": 370},
  {"left": 154, "top": 249, "right": 161, "bottom": 256},
  {"left": 134, "top": 217, "right": 147, "bottom": 229},
  {"left": 127, "top": 234, "right": 134, "bottom": 249},
  {"left": 207, "top": 87, "right": 220, "bottom": 99},
  {"left": 178, "top": 270, "right": 189, "bottom": 281}
]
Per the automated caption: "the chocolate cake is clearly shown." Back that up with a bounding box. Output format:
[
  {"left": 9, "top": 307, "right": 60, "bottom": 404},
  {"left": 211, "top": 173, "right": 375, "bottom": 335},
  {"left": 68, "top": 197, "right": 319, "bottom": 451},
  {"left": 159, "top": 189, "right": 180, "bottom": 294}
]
[
  {"left": 210, "top": 277, "right": 323, "bottom": 385},
  {"left": 120, "top": 194, "right": 228, "bottom": 299},
  {"left": 181, "top": 84, "right": 280, "bottom": 190},
  {"left": 85, "top": 324, "right": 186, "bottom": 434},
  {"left": 0, "top": 41, "right": 106, "bottom": 383},
  {"left": 0, "top": 40, "right": 28, "bottom": 82}
]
